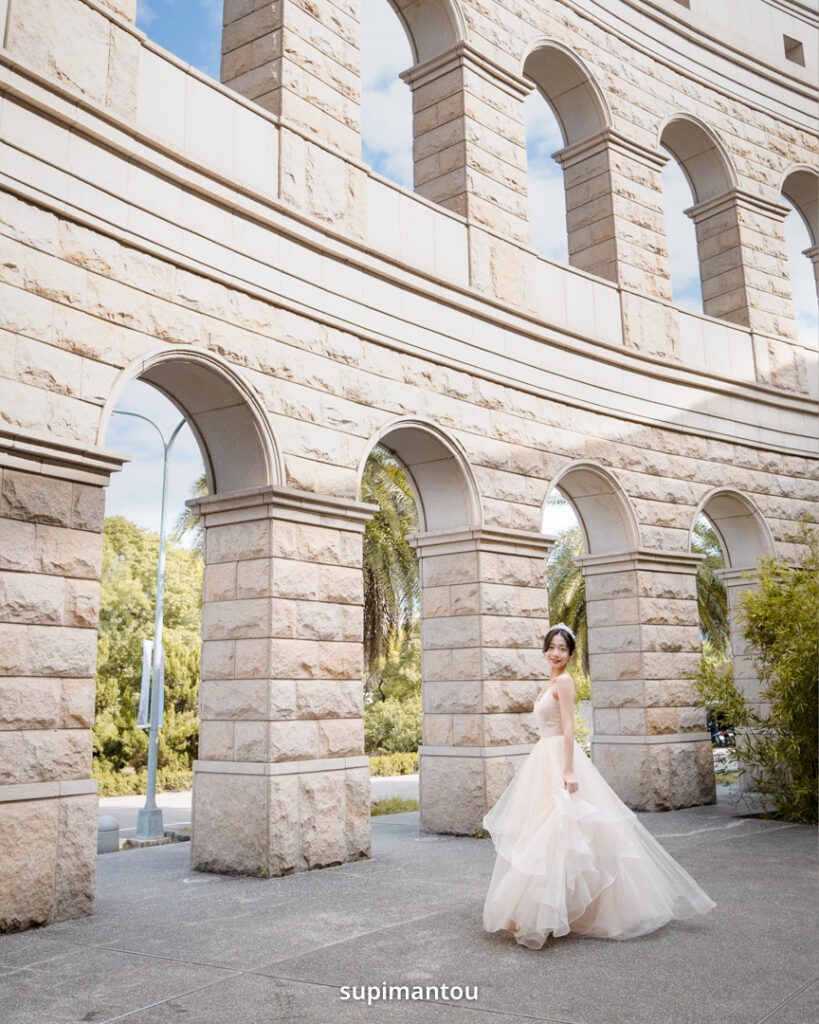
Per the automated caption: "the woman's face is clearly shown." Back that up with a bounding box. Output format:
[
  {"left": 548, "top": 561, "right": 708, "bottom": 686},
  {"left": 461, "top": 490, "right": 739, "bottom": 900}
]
[{"left": 545, "top": 635, "right": 571, "bottom": 671}]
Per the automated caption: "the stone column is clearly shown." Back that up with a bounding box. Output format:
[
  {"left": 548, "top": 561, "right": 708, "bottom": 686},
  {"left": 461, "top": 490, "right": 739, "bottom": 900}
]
[
  {"left": 553, "top": 130, "right": 672, "bottom": 298},
  {"left": 410, "top": 528, "right": 551, "bottom": 835},
  {"left": 191, "top": 485, "right": 374, "bottom": 877},
  {"left": 804, "top": 244, "right": 819, "bottom": 297},
  {"left": 687, "top": 190, "right": 795, "bottom": 337},
  {"left": 579, "top": 549, "right": 715, "bottom": 811},
  {"left": 220, "top": 0, "right": 361, "bottom": 158},
  {"left": 401, "top": 44, "right": 532, "bottom": 245},
  {"left": 0, "top": 433, "right": 124, "bottom": 932},
  {"left": 719, "top": 568, "right": 763, "bottom": 715}
]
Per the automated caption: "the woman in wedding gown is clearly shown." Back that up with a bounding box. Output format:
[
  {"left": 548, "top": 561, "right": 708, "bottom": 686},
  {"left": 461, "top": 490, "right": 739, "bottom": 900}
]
[{"left": 482, "top": 624, "right": 715, "bottom": 949}]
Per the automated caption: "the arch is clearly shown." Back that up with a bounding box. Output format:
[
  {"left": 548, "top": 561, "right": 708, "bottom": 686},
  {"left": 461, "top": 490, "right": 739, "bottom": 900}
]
[
  {"left": 659, "top": 115, "right": 735, "bottom": 203},
  {"left": 522, "top": 40, "right": 610, "bottom": 146},
  {"left": 99, "top": 347, "right": 282, "bottom": 495},
  {"left": 387, "top": 0, "right": 465, "bottom": 64},
  {"left": 692, "top": 489, "right": 775, "bottom": 568},
  {"left": 781, "top": 166, "right": 819, "bottom": 248},
  {"left": 543, "top": 462, "right": 640, "bottom": 555},
  {"left": 357, "top": 417, "right": 481, "bottom": 532}
]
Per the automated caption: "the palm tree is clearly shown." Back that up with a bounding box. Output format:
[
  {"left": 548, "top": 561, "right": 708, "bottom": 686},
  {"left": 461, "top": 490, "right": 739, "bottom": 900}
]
[
  {"left": 173, "top": 473, "right": 208, "bottom": 554},
  {"left": 692, "top": 513, "right": 729, "bottom": 656},
  {"left": 360, "top": 447, "right": 420, "bottom": 681},
  {"left": 546, "top": 525, "right": 589, "bottom": 676}
]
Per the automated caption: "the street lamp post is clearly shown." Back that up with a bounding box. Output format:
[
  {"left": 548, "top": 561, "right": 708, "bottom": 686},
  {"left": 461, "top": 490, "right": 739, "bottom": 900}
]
[{"left": 113, "top": 410, "right": 186, "bottom": 840}]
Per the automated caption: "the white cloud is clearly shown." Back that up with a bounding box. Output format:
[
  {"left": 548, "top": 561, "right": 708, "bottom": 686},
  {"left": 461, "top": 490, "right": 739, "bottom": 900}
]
[
  {"left": 661, "top": 154, "right": 703, "bottom": 311},
  {"left": 524, "top": 92, "right": 568, "bottom": 262},
  {"left": 136, "top": 0, "right": 160, "bottom": 27}
]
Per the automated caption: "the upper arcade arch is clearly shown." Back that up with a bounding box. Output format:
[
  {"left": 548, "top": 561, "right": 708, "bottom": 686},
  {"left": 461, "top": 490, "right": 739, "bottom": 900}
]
[
  {"left": 543, "top": 462, "right": 640, "bottom": 555},
  {"left": 659, "top": 115, "right": 736, "bottom": 204},
  {"left": 522, "top": 40, "right": 610, "bottom": 147},
  {"left": 387, "top": 0, "right": 465, "bottom": 65},
  {"left": 99, "top": 348, "right": 283, "bottom": 496},
  {"left": 692, "top": 488, "right": 775, "bottom": 569},
  {"left": 780, "top": 167, "right": 819, "bottom": 247}
]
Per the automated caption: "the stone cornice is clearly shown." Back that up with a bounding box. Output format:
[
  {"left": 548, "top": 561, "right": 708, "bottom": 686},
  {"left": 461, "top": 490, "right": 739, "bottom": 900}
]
[
  {"left": 553, "top": 129, "right": 669, "bottom": 172},
  {"left": 408, "top": 526, "right": 553, "bottom": 559},
  {"left": 686, "top": 189, "right": 793, "bottom": 224},
  {"left": 577, "top": 548, "right": 705, "bottom": 574},
  {"left": 188, "top": 485, "right": 377, "bottom": 530},
  {"left": 401, "top": 43, "right": 533, "bottom": 100},
  {"left": 0, "top": 429, "right": 128, "bottom": 485}
]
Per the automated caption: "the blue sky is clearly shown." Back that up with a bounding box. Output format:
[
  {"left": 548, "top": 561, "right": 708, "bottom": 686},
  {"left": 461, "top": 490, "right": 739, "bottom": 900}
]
[{"left": 106, "top": 1, "right": 815, "bottom": 538}]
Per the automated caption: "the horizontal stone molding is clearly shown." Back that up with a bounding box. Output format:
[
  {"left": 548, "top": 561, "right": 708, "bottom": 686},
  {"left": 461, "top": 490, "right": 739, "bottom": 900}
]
[
  {"left": 578, "top": 548, "right": 704, "bottom": 575},
  {"left": 686, "top": 189, "right": 792, "bottom": 224},
  {"left": 401, "top": 42, "right": 533, "bottom": 100},
  {"left": 0, "top": 777, "right": 97, "bottom": 803},
  {"left": 409, "top": 527, "right": 552, "bottom": 559},
  {"left": 419, "top": 743, "right": 534, "bottom": 758},
  {"left": 0, "top": 430, "right": 127, "bottom": 486},
  {"left": 553, "top": 129, "right": 669, "bottom": 172},
  {"left": 194, "top": 755, "right": 369, "bottom": 776},
  {"left": 189, "top": 486, "right": 376, "bottom": 531},
  {"left": 593, "top": 732, "right": 711, "bottom": 744}
]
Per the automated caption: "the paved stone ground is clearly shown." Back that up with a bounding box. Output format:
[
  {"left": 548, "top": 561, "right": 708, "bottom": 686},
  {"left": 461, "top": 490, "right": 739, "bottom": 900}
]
[{"left": 2, "top": 798, "right": 816, "bottom": 1024}]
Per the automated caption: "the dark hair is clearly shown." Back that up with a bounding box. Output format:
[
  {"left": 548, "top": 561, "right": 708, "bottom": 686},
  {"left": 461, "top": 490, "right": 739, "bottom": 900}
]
[{"left": 543, "top": 626, "right": 576, "bottom": 657}]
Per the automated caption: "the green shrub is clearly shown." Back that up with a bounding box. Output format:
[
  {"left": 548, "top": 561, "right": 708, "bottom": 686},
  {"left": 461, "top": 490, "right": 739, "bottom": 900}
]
[
  {"left": 691, "top": 522, "right": 818, "bottom": 824},
  {"left": 365, "top": 693, "right": 422, "bottom": 754},
  {"left": 94, "top": 763, "right": 193, "bottom": 797},
  {"left": 369, "top": 752, "right": 418, "bottom": 776},
  {"left": 371, "top": 797, "right": 419, "bottom": 816}
]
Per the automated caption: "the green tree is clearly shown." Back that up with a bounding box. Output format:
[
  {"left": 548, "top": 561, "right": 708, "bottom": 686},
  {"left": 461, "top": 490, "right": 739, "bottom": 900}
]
[
  {"left": 546, "top": 525, "right": 589, "bottom": 675},
  {"left": 172, "top": 472, "right": 208, "bottom": 554},
  {"left": 691, "top": 522, "right": 818, "bottom": 823},
  {"left": 361, "top": 446, "right": 420, "bottom": 678},
  {"left": 94, "top": 517, "right": 203, "bottom": 781},
  {"left": 692, "top": 514, "right": 729, "bottom": 656}
]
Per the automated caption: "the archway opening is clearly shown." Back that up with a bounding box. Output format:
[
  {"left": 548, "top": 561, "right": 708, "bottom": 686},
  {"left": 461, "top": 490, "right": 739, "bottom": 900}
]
[{"left": 781, "top": 169, "right": 819, "bottom": 347}]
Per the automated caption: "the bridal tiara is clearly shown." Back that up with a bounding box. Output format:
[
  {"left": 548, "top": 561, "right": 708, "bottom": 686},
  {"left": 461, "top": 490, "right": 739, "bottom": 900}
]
[{"left": 549, "top": 622, "right": 576, "bottom": 641}]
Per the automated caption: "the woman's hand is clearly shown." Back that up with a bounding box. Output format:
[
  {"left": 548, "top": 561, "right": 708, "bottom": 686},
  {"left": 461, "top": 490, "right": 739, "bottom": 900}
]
[{"left": 563, "top": 770, "right": 578, "bottom": 794}]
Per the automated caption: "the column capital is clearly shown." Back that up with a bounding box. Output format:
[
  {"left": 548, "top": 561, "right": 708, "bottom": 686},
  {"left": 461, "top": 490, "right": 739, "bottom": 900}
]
[
  {"left": 401, "top": 42, "right": 533, "bottom": 100},
  {"left": 0, "top": 427, "right": 128, "bottom": 486},
  {"left": 189, "top": 485, "right": 377, "bottom": 532},
  {"left": 685, "top": 189, "right": 792, "bottom": 225},
  {"left": 409, "top": 525, "right": 553, "bottom": 558},
  {"left": 552, "top": 129, "right": 669, "bottom": 172},
  {"left": 578, "top": 547, "right": 704, "bottom": 574},
  {"left": 802, "top": 243, "right": 819, "bottom": 263}
]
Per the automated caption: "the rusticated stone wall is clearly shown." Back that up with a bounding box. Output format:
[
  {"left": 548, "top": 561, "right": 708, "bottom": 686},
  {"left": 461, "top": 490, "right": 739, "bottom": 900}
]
[{"left": 0, "top": 0, "right": 816, "bottom": 931}]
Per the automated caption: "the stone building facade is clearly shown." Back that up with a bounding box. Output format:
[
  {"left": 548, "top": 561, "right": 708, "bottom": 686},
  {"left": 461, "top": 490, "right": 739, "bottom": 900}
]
[{"left": 0, "top": 0, "right": 816, "bottom": 930}]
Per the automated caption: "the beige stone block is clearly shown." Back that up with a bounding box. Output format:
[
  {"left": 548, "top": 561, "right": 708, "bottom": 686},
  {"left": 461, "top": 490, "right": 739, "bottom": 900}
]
[
  {"left": 619, "top": 708, "right": 646, "bottom": 735},
  {"left": 0, "top": 678, "right": 60, "bottom": 729},
  {"left": 422, "top": 614, "right": 480, "bottom": 650},
  {"left": 208, "top": 521, "right": 269, "bottom": 563},
  {"left": 0, "top": 798, "right": 59, "bottom": 930},
  {"left": 344, "top": 767, "right": 371, "bottom": 860},
  {"left": 589, "top": 678, "right": 645, "bottom": 708},
  {"left": 201, "top": 640, "right": 236, "bottom": 681},
  {"left": 192, "top": 771, "right": 269, "bottom": 876},
  {"left": 318, "top": 718, "right": 362, "bottom": 758},
  {"left": 204, "top": 562, "right": 237, "bottom": 602},
  {"left": 235, "top": 638, "right": 271, "bottom": 678},
  {"left": 53, "top": 794, "right": 96, "bottom": 923},
  {"left": 199, "top": 679, "right": 268, "bottom": 720},
  {"left": 424, "top": 713, "right": 453, "bottom": 746},
  {"left": 25, "top": 626, "right": 97, "bottom": 678},
  {"left": 424, "top": 680, "right": 481, "bottom": 715},
  {"left": 594, "top": 708, "right": 620, "bottom": 734},
  {"left": 198, "top": 720, "right": 234, "bottom": 760},
  {"left": 234, "top": 720, "right": 268, "bottom": 761},
  {"left": 452, "top": 714, "right": 483, "bottom": 746},
  {"left": 202, "top": 598, "right": 270, "bottom": 640},
  {"left": 63, "top": 579, "right": 99, "bottom": 628},
  {"left": 295, "top": 679, "right": 361, "bottom": 719},
  {"left": 71, "top": 484, "right": 105, "bottom": 532},
  {"left": 481, "top": 647, "right": 543, "bottom": 681},
  {"left": 36, "top": 526, "right": 102, "bottom": 579},
  {"left": 419, "top": 755, "right": 486, "bottom": 834},
  {"left": 236, "top": 558, "right": 271, "bottom": 598},
  {"left": 640, "top": 625, "right": 701, "bottom": 652},
  {"left": 60, "top": 679, "right": 94, "bottom": 729},
  {"left": 449, "top": 583, "right": 480, "bottom": 615},
  {"left": 0, "top": 731, "right": 23, "bottom": 783},
  {"left": 300, "top": 770, "right": 347, "bottom": 867},
  {"left": 420, "top": 553, "right": 478, "bottom": 589},
  {"left": 0, "top": 572, "right": 64, "bottom": 625},
  {"left": 482, "top": 679, "right": 537, "bottom": 714},
  {"left": 266, "top": 773, "right": 300, "bottom": 875},
  {"left": 0, "top": 519, "right": 36, "bottom": 571},
  {"left": 484, "top": 713, "right": 535, "bottom": 746},
  {"left": 1, "top": 471, "right": 73, "bottom": 527},
  {"left": 480, "top": 615, "right": 546, "bottom": 649},
  {"left": 421, "top": 586, "right": 451, "bottom": 618},
  {"left": 269, "top": 720, "right": 318, "bottom": 761},
  {"left": 645, "top": 707, "right": 679, "bottom": 735},
  {"left": 21, "top": 728, "right": 89, "bottom": 782},
  {"left": 679, "top": 705, "right": 708, "bottom": 732}
]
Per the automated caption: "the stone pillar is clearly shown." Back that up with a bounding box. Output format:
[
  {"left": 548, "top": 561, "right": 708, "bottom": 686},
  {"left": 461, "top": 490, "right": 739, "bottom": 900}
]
[
  {"left": 411, "top": 528, "right": 551, "bottom": 835},
  {"left": 553, "top": 130, "right": 672, "bottom": 298},
  {"left": 191, "top": 486, "right": 374, "bottom": 877},
  {"left": 579, "top": 549, "right": 715, "bottom": 812},
  {"left": 401, "top": 44, "right": 532, "bottom": 244},
  {"left": 0, "top": 433, "right": 124, "bottom": 932},
  {"left": 720, "top": 568, "right": 763, "bottom": 715},
  {"left": 687, "top": 190, "right": 796, "bottom": 337},
  {"left": 804, "top": 244, "right": 819, "bottom": 297},
  {"left": 220, "top": 0, "right": 361, "bottom": 157}
]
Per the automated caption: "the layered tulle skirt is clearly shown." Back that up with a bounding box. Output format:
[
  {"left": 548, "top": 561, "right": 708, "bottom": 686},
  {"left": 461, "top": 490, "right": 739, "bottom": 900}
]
[{"left": 482, "top": 736, "right": 715, "bottom": 949}]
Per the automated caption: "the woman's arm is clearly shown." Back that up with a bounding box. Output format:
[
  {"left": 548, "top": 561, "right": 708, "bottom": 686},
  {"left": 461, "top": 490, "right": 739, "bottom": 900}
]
[{"left": 554, "top": 672, "right": 578, "bottom": 794}]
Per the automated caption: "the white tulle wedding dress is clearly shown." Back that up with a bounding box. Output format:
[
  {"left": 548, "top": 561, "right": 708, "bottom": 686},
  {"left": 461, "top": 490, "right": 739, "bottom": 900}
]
[{"left": 483, "top": 687, "right": 716, "bottom": 949}]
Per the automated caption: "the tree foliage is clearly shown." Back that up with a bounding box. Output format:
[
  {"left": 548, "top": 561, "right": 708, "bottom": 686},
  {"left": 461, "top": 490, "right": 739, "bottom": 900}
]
[
  {"left": 95, "top": 517, "right": 202, "bottom": 779},
  {"left": 361, "top": 446, "right": 420, "bottom": 677},
  {"left": 692, "top": 514, "right": 729, "bottom": 656},
  {"left": 691, "top": 522, "right": 818, "bottom": 823},
  {"left": 546, "top": 525, "right": 589, "bottom": 675},
  {"left": 364, "top": 631, "right": 422, "bottom": 753}
]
